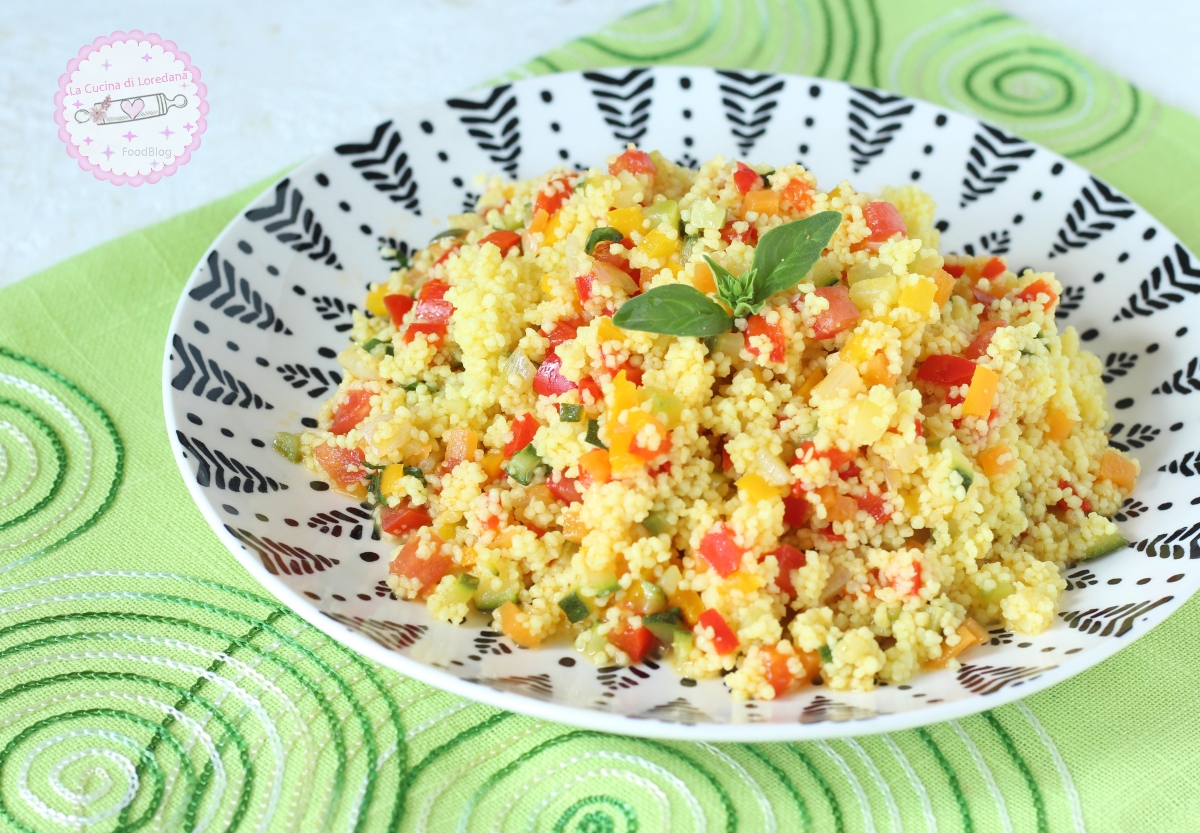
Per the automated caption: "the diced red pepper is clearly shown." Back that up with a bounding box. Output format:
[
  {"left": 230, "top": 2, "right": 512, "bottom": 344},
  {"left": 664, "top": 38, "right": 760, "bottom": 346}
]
[
  {"left": 534, "top": 175, "right": 574, "bottom": 217},
  {"left": 600, "top": 361, "right": 643, "bottom": 386},
  {"left": 1016, "top": 279, "right": 1059, "bottom": 311},
  {"left": 547, "top": 472, "right": 583, "bottom": 504},
  {"left": 592, "top": 240, "right": 641, "bottom": 284},
  {"left": 404, "top": 321, "right": 447, "bottom": 346},
  {"left": 415, "top": 279, "right": 453, "bottom": 324},
  {"left": 980, "top": 257, "right": 1006, "bottom": 279},
  {"left": 533, "top": 352, "right": 576, "bottom": 397},
  {"left": 577, "top": 376, "right": 603, "bottom": 406},
  {"left": 380, "top": 504, "right": 432, "bottom": 536},
  {"left": 794, "top": 441, "right": 856, "bottom": 473},
  {"left": 503, "top": 413, "right": 539, "bottom": 458},
  {"left": 856, "top": 493, "right": 892, "bottom": 524},
  {"left": 312, "top": 444, "right": 367, "bottom": 489},
  {"left": 808, "top": 285, "right": 860, "bottom": 339},
  {"left": 630, "top": 427, "right": 672, "bottom": 461},
  {"left": 964, "top": 321, "right": 1005, "bottom": 360},
  {"left": 782, "top": 495, "right": 810, "bottom": 528},
  {"left": 884, "top": 560, "right": 923, "bottom": 597},
  {"left": 331, "top": 389, "right": 373, "bottom": 435},
  {"left": 434, "top": 241, "right": 461, "bottom": 266},
  {"left": 863, "top": 201, "right": 907, "bottom": 242},
  {"left": 698, "top": 609, "right": 739, "bottom": 654},
  {"left": 721, "top": 221, "right": 759, "bottom": 246},
  {"left": 917, "top": 355, "right": 977, "bottom": 386},
  {"left": 733, "top": 161, "right": 762, "bottom": 194},
  {"left": 547, "top": 318, "right": 583, "bottom": 346},
  {"left": 480, "top": 229, "right": 522, "bottom": 256},
  {"left": 609, "top": 148, "right": 657, "bottom": 178},
  {"left": 768, "top": 544, "right": 807, "bottom": 598},
  {"left": 841, "top": 460, "right": 861, "bottom": 481},
  {"left": 721, "top": 444, "right": 734, "bottom": 474},
  {"left": 943, "top": 263, "right": 966, "bottom": 278},
  {"left": 383, "top": 294, "right": 414, "bottom": 325},
  {"left": 389, "top": 534, "right": 451, "bottom": 597},
  {"left": 973, "top": 284, "right": 1004, "bottom": 306},
  {"left": 698, "top": 524, "right": 743, "bottom": 577},
  {"left": 609, "top": 624, "right": 656, "bottom": 664},
  {"left": 744, "top": 314, "right": 787, "bottom": 363},
  {"left": 915, "top": 418, "right": 923, "bottom": 438},
  {"left": 574, "top": 272, "right": 594, "bottom": 303}
]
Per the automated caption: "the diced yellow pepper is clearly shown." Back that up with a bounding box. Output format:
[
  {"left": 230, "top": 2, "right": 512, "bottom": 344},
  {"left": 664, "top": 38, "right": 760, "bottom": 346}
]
[
  {"left": 366, "top": 284, "right": 391, "bottom": 317},
  {"left": 597, "top": 317, "right": 624, "bottom": 343},
  {"left": 839, "top": 330, "right": 872, "bottom": 363},
  {"left": 922, "top": 618, "right": 987, "bottom": 670},
  {"left": 962, "top": 365, "right": 999, "bottom": 418},
  {"left": 607, "top": 207, "right": 645, "bottom": 237},
  {"left": 725, "top": 570, "right": 764, "bottom": 594},
  {"left": 611, "top": 369, "right": 638, "bottom": 416},
  {"left": 436, "top": 523, "right": 457, "bottom": 542},
  {"left": 736, "top": 472, "right": 778, "bottom": 503},
  {"left": 380, "top": 464, "right": 407, "bottom": 497},
  {"left": 898, "top": 277, "right": 937, "bottom": 313},
  {"left": 528, "top": 208, "right": 549, "bottom": 235},
  {"left": 543, "top": 211, "right": 564, "bottom": 242},
  {"left": 638, "top": 228, "right": 679, "bottom": 261}
]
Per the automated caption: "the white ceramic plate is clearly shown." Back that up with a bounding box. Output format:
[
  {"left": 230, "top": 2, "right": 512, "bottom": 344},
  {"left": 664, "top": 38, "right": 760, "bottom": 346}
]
[{"left": 164, "top": 67, "right": 1200, "bottom": 741}]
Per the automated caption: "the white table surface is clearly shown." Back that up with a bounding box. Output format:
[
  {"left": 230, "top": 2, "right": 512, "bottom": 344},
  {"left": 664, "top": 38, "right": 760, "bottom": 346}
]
[{"left": 1, "top": 0, "right": 1196, "bottom": 289}]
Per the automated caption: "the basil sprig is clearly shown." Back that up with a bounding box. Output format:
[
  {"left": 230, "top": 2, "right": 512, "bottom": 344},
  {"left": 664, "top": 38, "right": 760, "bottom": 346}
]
[{"left": 612, "top": 210, "right": 842, "bottom": 336}]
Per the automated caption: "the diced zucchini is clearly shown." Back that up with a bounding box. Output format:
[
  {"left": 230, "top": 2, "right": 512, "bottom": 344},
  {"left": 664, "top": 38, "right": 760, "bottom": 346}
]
[
  {"left": 430, "top": 228, "right": 467, "bottom": 242},
  {"left": 503, "top": 444, "right": 543, "bottom": 486},
  {"left": 585, "top": 419, "right": 607, "bottom": 450},
  {"left": 818, "top": 644, "right": 833, "bottom": 664},
  {"left": 273, "top": 431, "right": 302, "bottom": 463},
  {"left": 640, "top": 387, "right": 683, "bottom": 427},
  {"left": 643, "top": 607, "right": 684, "bottom": 644},
  {"left": 809, "top": 259, "right": 842, "bottom": 287},
  {"left": 643, "top": 199, "right": 681, "bottom": 233},
  {"left": 949, "top": 450, "right": 975, "bottom": 491},
  {"left": 689, "top": 198, "right": 726, "bottom": 231},
  {"left": 629, "top": 579, "right": 668, "bottom": 615},
  {"left": 979, "top": 578, "right": 1014, "bottom": 606},
  {"left": 1082, "top": 533, "right": 1128, "bottom": 561},
  {"left": 670, "top": 628, "right": 694, "bottom": 662},
  {"left": 681, "top": 234, "right": 702, "bottom": 263},
  {"left": 448, "top": 574, "right": 479, "bottom": 605},
  {"left": 658, "top": 564, "right": 682, "bottom": 596},
  {"left": 641, "top": 510, "right": 671, "bottom": 536},
  {"left": 588, "top": 570, "right": 621, "bottom": 598},
  {"left": 559, "top": 403, "right": 583, "bottom": 423},
  {"left": 558, "top": 590, "right": 592, "bottom": 623},
  {"left": 473, "top": 568, "right": 520, "bottom": 612},
  {"left": 581, "top": 625, "right": 611, "bottom": 665},
  {"left": 585, "top": 226, "right": 624, "bottom": 255}
]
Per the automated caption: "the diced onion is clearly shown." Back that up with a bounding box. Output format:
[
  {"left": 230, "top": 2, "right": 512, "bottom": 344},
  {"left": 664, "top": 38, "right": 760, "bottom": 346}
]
[
  {"left": 710, "top": 332, "right": 745, "bottom": 357},
  {"left": 755, "top": 448, "right": 792, "bottom": 487},
  {"left": 337, "top": 346, "right": 382, "bottom": 381},
  {"left": 592, "top": 261, "right": 640, "bottom": 296},
  {"left": 504, "top": 351, "right": 536, "bottom": 388},
  {"left": 821, "top": 565, "right": 852, "bottom": 601}
]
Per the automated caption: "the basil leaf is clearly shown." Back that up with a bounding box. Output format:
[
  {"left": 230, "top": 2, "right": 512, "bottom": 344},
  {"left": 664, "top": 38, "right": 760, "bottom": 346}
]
[
  {"left": 430, "top": 228, "right": 467, "bottom": 242},
  {"left": 585, "top": 226, "right": 624, "bottom": 254},
  {"left": 751, "top": 211, "right": 843, "bottom": 304},
  {"left": 612, "top": 284, "right": 733, "bottom": 337}
]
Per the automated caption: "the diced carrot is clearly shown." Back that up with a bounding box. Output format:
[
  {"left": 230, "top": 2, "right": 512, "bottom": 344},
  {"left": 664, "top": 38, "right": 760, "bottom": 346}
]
[
  {"left": 818, "top": 486, "right": 858, "bottom": 522},
  {"left": 496, "top": 601, "right": 541, "bottom": 648},
  {"left": 1016, "top": 278, "right": 1059, "bottom": 311},
  {"left": 693, "top": 261, "right": 717, "bottom": 294},
  {"left": 962, "top": 365, "right": 999, "bottom": 418},
  {"left": 922, "top": 617, "right": 987, "bottom": 670},
  {"left": 743, "top": 189, "right": 780, "bottom": 216},
  {"left": 978, "top": 444, "right": 1016, "bottom": 477},
  {"left": 1045, "top": 407, "right": 1076, "bottom": 442},
  {"left": 931, "top": 268, "right": 956, "bottom": 307},
  {"left": 1098, "top": 448, "right": 1138, "bottom": 491}
]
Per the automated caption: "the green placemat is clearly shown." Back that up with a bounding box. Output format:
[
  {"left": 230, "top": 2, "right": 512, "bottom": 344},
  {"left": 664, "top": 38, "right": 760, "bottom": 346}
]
[{"left": 3, "top": 2, "right": 1198, "bottom": 831}]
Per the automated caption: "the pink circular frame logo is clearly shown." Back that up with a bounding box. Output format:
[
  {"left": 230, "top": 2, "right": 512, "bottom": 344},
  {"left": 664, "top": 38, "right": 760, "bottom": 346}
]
[{"left": 55, "top": 31, "right": 207, "bottom": 185}]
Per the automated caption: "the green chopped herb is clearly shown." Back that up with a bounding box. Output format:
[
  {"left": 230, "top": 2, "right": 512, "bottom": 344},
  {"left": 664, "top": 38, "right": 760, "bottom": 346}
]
[
  {"left": 362, "top": 338, "right": 394, "bottom": 356},
  {"left": 819, "top": 645, "right": 833, "bottom": 664},
  {"left": 585, "top": 419, "right": 607, "bottom": 450},
  {"left": 559, "top": 403, "right": 583, "bottom": 423},
  {"left": 585, "top": 226, "right": 624, "bottom": 254},
  {"left": 403, "top": 465, "right": 426, "bottom": 484},
  {"left": 272, "top": 432, "right": 302, "bottom": 463},
  {"left": 401, "top": 381, "right": 438, "bottom": 393}
]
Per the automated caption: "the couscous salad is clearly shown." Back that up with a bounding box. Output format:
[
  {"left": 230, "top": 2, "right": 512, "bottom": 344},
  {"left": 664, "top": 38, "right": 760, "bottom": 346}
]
[{"left": 277, "top": 147, "right": 1139, "bottom": 700}]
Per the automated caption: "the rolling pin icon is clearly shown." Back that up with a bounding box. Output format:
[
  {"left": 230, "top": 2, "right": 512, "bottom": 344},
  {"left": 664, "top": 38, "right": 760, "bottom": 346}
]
[{"left": 74, "top": 93, "right": 188, "bottom": 125}]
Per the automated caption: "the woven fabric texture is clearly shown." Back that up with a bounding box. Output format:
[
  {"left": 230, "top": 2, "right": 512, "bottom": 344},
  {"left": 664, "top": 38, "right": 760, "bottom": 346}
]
[{"left": 2, "top": 1, "right": 1199, "bottom": 830}]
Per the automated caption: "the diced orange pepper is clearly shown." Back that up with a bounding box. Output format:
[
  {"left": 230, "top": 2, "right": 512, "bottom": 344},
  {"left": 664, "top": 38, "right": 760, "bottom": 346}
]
[
  {"left": 1098, "top": 448, "right": 1138, "bottom": 492},
  {"left": 962, "top": 365, "right": 999, "bottom": 418},
  {"left": 743, "top": 189, "right": 780, "bottom": 216},
  {"left": 780, "top": 179, "right": 813, "bottom": 212},
  {"left": 862, "top": 351, "right": 896, "bottom": 388},
  {"left": 561, "top": 506, "right": 587, "bottom": 542},
  {"left": 797, "top": 367, "right": 825, "bottom": 399},
  {"left": 1045, "top": 407, "right": 1076, "bottom": 442},
  {"left": 611, "top": 369, "right": 638, "bottom": 416},
  {"left": 578, "top": 448, "right": 612, "bottom": 486},
  {"left": 796, "top": 649, "right": 823, "bottom": 683},
  {"left": 693, "top": 261, "right": 717, "bottom": 294},
  {"left": 528, "top": 208, "right": 549, "bottom": 235},
  {"left": 669, "top": 589, "right": 705, "bottom": 626},
  {"left": 725, "top": 570, "right": 763, "bottom": 594},
  {"left": 978, "top": 444, "right": 1016, "bottom": 478},
  {"left": 481, "top": 450, "right": 505, "bottom": 480},
  {"left": 496, "top": 601, "right": 541, "bottom": 648},
  {"left": 818, "top": 486, "right": 858, "bottom": 522},
  {"left": 931, "top": 268, "right": 956, "bottom": 307},
  {"left": 923, "top": 617, "right": 987, "bottom": 670}
]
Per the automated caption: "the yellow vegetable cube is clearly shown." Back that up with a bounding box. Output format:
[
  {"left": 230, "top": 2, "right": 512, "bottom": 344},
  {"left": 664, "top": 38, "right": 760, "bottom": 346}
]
[
  {"left": 607, "top": 207, "right": 645, "bottom": 237},
  {"left": 596, "top": 317, "right": 624, "bottom": 343},
  {"left": 899, "top": 277, "right": 937, "bottom": 312},
  {"left": 366, "top": 284, "right": 391, "bottom": 318},
  {"left": 736, "top": 472, "right": 778, "bottom": 503},
  {"left": 962, "top": 365, "right": 999, "bottom": 418},
  {"left": 638, "top": 228, "right": 679, "bottom": 261},
  {"left": 380, "top": 464, "right": 407, "bottom": 497}
]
